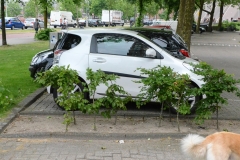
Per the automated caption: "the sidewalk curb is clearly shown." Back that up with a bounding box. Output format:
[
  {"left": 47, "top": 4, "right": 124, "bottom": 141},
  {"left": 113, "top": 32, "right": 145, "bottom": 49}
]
[
  {"left": 0, "top": 132, "right": 209, "bottom": 140},
  {"left": 0, "top": 87, "right": 46, "bottom": 134}
]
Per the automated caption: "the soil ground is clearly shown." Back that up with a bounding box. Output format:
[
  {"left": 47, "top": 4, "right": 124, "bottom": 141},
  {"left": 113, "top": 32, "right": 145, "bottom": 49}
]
[{"left": 3, "top": 114, "right": 240, "bottom": 136}]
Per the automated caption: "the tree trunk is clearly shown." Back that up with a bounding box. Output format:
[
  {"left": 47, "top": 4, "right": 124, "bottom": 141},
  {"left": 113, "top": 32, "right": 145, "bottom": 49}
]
[
  {"left": 207, "top": 0, "right": 216, "bottom": 32},
  {"left": 44, "top": 7, "right": 47, "bottom": 29},
  {"left": 1, "top": 0, "right": 7, "bottom": 45},
  {"left": 176, "top": 0, "right": 185, "bottom": 36},
  {"left": 176, "top": 0, "right": 195, "bottom": 52},
  {"left": 137, "top": 0, "right": 143, "bottom": 27},
  {"left": 196, "top": 0, "right": 204, "bottom": 34},
  {"left": 218, "top": 0, "right": 224, "bottom": 31}
]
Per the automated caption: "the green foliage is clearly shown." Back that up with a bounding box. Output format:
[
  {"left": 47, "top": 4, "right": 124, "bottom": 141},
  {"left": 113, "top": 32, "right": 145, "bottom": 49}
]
[
  {"left": 221, "top": 21, "right": 239, "bottom": 31},
  {"left": 63, "top": 111, "right": 74, "bottom": 132},
  {"left": 36, "top": 65, "right": 82, "bottom": 111},
  {"left": 85, "top": 68, "right": 131, "bottom": 129},
  {"left": 0, "top": 42, "right": 47, "bottom": 118},
  {"left": 35, "top": 28, "right": 56, "bottom": 40},
  {"left": 6, "top": 1, "right": 22, "bottom": 17},
  {"left": 192, "top": 62, "right": 240, "bottom": 126},
  {"left": 0, "top": 80, "right": 13, "bottom": 112},
  {"left": 100, "top": 84, "right": 132, "bottom": 125},
  {"left": 136, "top": 65, "right": 193, "bottom": 131}
]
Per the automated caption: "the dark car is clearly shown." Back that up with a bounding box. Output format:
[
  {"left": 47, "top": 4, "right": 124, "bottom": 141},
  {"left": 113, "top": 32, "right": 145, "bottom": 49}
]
[
  {"left": 192, "top": 23, "right": 206, "bottom": 34},
  {"left": 125, "top": 27, "right": 191, "bottom": 58},
  {"left": 88, "top": 19, "right": 104, "bottom": 27},
  {"left": 29, "top": 49, "right": 54, "bottom": 79}
]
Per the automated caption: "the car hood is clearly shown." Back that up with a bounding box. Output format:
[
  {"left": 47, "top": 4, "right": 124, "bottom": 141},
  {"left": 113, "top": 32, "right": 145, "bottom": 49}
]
[{"left": 35, "top": 49, "right": 53, "bottom": 57}]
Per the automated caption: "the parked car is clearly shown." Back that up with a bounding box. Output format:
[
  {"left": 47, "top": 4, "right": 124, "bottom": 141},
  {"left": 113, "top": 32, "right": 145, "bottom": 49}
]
[
  {"left": 24, "top": 18, "right": 44, "bottom": 29},
  {"left": 48, "top": 29, "right": 204, "bottom": 113},
  {"left": 88, "top": 19, "right": 104, "bottom": 27},
  {"left": 78, "top": 19, "right": 86, "bottom": 27},
  {"left": 125, "top": 27, "right": 191, "bottom": 58},
  {"left": 1, "top": 17, "right": 25, "bottom": 30},
  {"left": 29, "top": 49, "right": 54, "bottom": 79},
  {"left": 143, "top": 20, "right": 153, "bottom": 26},
  {"left": 192, "top": 23, "right": 206, "bottom": 34},
  {"left": 28, "top": 39, "right": 61, "bottom": 79},
  {"left": 29, "top": 27, "right": 191, "bottom": 79}
]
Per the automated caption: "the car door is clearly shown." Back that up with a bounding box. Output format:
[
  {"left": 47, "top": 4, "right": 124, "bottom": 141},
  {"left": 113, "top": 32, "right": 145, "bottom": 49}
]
[
  {"left": 88, "top": 33, "right": 162, "bottom": 98},
  {"left": 14, "top": 18, "right": 21, "bottom": 28}
]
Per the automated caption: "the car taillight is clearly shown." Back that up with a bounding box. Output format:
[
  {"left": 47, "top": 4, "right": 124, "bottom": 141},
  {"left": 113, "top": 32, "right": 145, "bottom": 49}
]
[
  {"left": 53, "top": 49, "right": 65, "bottom": 64},
  {"left": 179, "top": 49, "right": 190, "bottom": 58}
]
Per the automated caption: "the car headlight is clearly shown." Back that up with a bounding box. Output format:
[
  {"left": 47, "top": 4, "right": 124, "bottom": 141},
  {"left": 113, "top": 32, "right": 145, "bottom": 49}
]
[{"left": 31, "top": 54, "right": 48, "bottom": 65}]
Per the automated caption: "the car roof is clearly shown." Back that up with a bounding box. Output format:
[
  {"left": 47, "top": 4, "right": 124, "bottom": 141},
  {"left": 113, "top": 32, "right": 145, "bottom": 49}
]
[
  {"left": 124, "top": 27, "right": 173, "bottom": 34},
  {"left": 64, "top": 28, "right": 139, "bottom": 36}
]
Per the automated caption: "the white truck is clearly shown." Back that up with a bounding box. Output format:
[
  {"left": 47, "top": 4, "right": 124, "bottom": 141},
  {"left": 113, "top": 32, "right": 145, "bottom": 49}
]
[
  {"left": 101, "top": 10, "right": 124, "bottom": 27},
  {"left": 50, "top": 11, "right": 76, "bottom": 28}
]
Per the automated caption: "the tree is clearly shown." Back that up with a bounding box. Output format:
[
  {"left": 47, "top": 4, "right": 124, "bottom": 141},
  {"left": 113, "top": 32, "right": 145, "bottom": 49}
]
[
  {"left": 24, "top": 0, "right": 44, "bottom": 18},
  {"left": 1, "top": 0, "right": 7, "bottom": 45},
  {"left": 158, "top": 0, "right": 179, "bottom": 20},
  {"left": 6, "top": 0, "right": 22, "bottom": 17},
  {"left": 176, "top": 0, "right": 195, "bottom": 51},
  {"left": 59, "top": 0, "right": 82, "bottom": 19},
  {"left": 195, "top": 0, "right": 205, "bottom": 33}
]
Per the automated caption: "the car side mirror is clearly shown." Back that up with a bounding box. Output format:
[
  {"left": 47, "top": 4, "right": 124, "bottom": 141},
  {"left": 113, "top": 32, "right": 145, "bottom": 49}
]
[{"left": 146, "top": 48, "right": 156, "bottom": 58}]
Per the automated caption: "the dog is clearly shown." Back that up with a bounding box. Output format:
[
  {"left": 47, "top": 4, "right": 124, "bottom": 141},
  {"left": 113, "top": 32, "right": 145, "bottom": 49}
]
[{"left": 181, "top": 132, "right": 240, "bottom": 160}]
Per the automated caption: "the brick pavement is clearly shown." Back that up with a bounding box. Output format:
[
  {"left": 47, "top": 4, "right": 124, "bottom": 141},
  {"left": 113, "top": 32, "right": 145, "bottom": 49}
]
[{"left": 0, "top": 137, "right": 190, "bottom": 160}]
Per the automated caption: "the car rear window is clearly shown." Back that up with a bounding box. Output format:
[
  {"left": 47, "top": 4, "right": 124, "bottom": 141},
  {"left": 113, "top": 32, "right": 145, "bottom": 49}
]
[{"left": 57, "top": 33, "right": 81, "bottom": 50}]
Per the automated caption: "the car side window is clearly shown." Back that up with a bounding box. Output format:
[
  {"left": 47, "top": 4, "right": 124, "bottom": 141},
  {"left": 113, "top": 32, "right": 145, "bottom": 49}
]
[
  {"left": 94, "top": 34, "right": 150, "bottom": 58},
  {"left": 61, "top": 34, "right": 81, "bottom": 50}
]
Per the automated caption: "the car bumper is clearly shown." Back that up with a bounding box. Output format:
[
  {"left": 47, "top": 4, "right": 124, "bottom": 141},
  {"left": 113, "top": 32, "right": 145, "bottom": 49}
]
[{"left": 29, "top": 65, "right": 37, "bottom": 78}]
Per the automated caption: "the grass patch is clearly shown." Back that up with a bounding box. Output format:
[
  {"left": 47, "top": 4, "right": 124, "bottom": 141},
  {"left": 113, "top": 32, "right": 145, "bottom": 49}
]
[{"left": 0, "top": 41, "right": 49, "bottom": 119}]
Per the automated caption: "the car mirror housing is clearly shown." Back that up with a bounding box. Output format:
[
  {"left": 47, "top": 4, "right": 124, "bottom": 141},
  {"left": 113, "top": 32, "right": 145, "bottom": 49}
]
[{"left": 146, "top": 48, "right": 156, "bottom": 58}]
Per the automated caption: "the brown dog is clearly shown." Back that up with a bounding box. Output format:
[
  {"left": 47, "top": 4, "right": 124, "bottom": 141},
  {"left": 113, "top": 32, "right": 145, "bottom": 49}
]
[{"left": 181, "top": 132, "right": 240, "bottom": 160}]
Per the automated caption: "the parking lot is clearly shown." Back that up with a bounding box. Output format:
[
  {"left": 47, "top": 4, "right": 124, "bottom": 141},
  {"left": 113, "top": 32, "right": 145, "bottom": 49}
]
[{"left": 0, "top": 30, "right": 240, "bottom": 160}]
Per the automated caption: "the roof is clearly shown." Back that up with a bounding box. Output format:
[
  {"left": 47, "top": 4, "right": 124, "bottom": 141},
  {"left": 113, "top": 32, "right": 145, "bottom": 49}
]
[
  {"left": 64, "top": 28, "right": 139, "bottom": 36},
  {"left": 124, "top": 27, "right": 173, "bottom": 34}
]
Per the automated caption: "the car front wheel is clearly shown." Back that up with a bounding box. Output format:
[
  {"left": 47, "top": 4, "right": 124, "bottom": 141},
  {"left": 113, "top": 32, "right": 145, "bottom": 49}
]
[
  {"left": 11, "top": 26, "right": 15, "bottom": 30},
  {"left": 53, "top": 82, "right": 88, "bottom": 110},
  {"left": 170, "top": 84, "right": 201, "bottom": 114}
]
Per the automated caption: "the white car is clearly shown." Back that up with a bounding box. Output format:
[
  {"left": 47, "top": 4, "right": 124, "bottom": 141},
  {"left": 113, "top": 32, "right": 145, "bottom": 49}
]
[
  {"left": 24, "top": 18, "right": 44, "bottom": 29},
  {"left": 49, "top": 29, "right": 204, "bottom": 113}
]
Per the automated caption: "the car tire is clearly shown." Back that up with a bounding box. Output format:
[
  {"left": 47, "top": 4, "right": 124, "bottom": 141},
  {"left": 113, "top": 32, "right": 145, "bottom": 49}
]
[
  {"left": 11, "top": 26, "right": 14, "bottom": 30},
  {"left": 170, "top": 83, "right": 201, "bottom": 114},
  {"left": 22, "top": 26, "right": 24, "bottom": 30},
  {"left": 53, "top": 82, "right": 88, "bottom": 110},
  {"left": 54, "top": 26, "right": 57, "bottom": 28},
  {"left": 25, "top": 26, "right": 28, "bottom": 29}
]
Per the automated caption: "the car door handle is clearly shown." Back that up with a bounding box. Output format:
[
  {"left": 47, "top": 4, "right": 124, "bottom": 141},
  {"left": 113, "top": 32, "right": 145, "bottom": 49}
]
[{"left": 93, "top": 58, "right": 106, "bottom": 63}]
